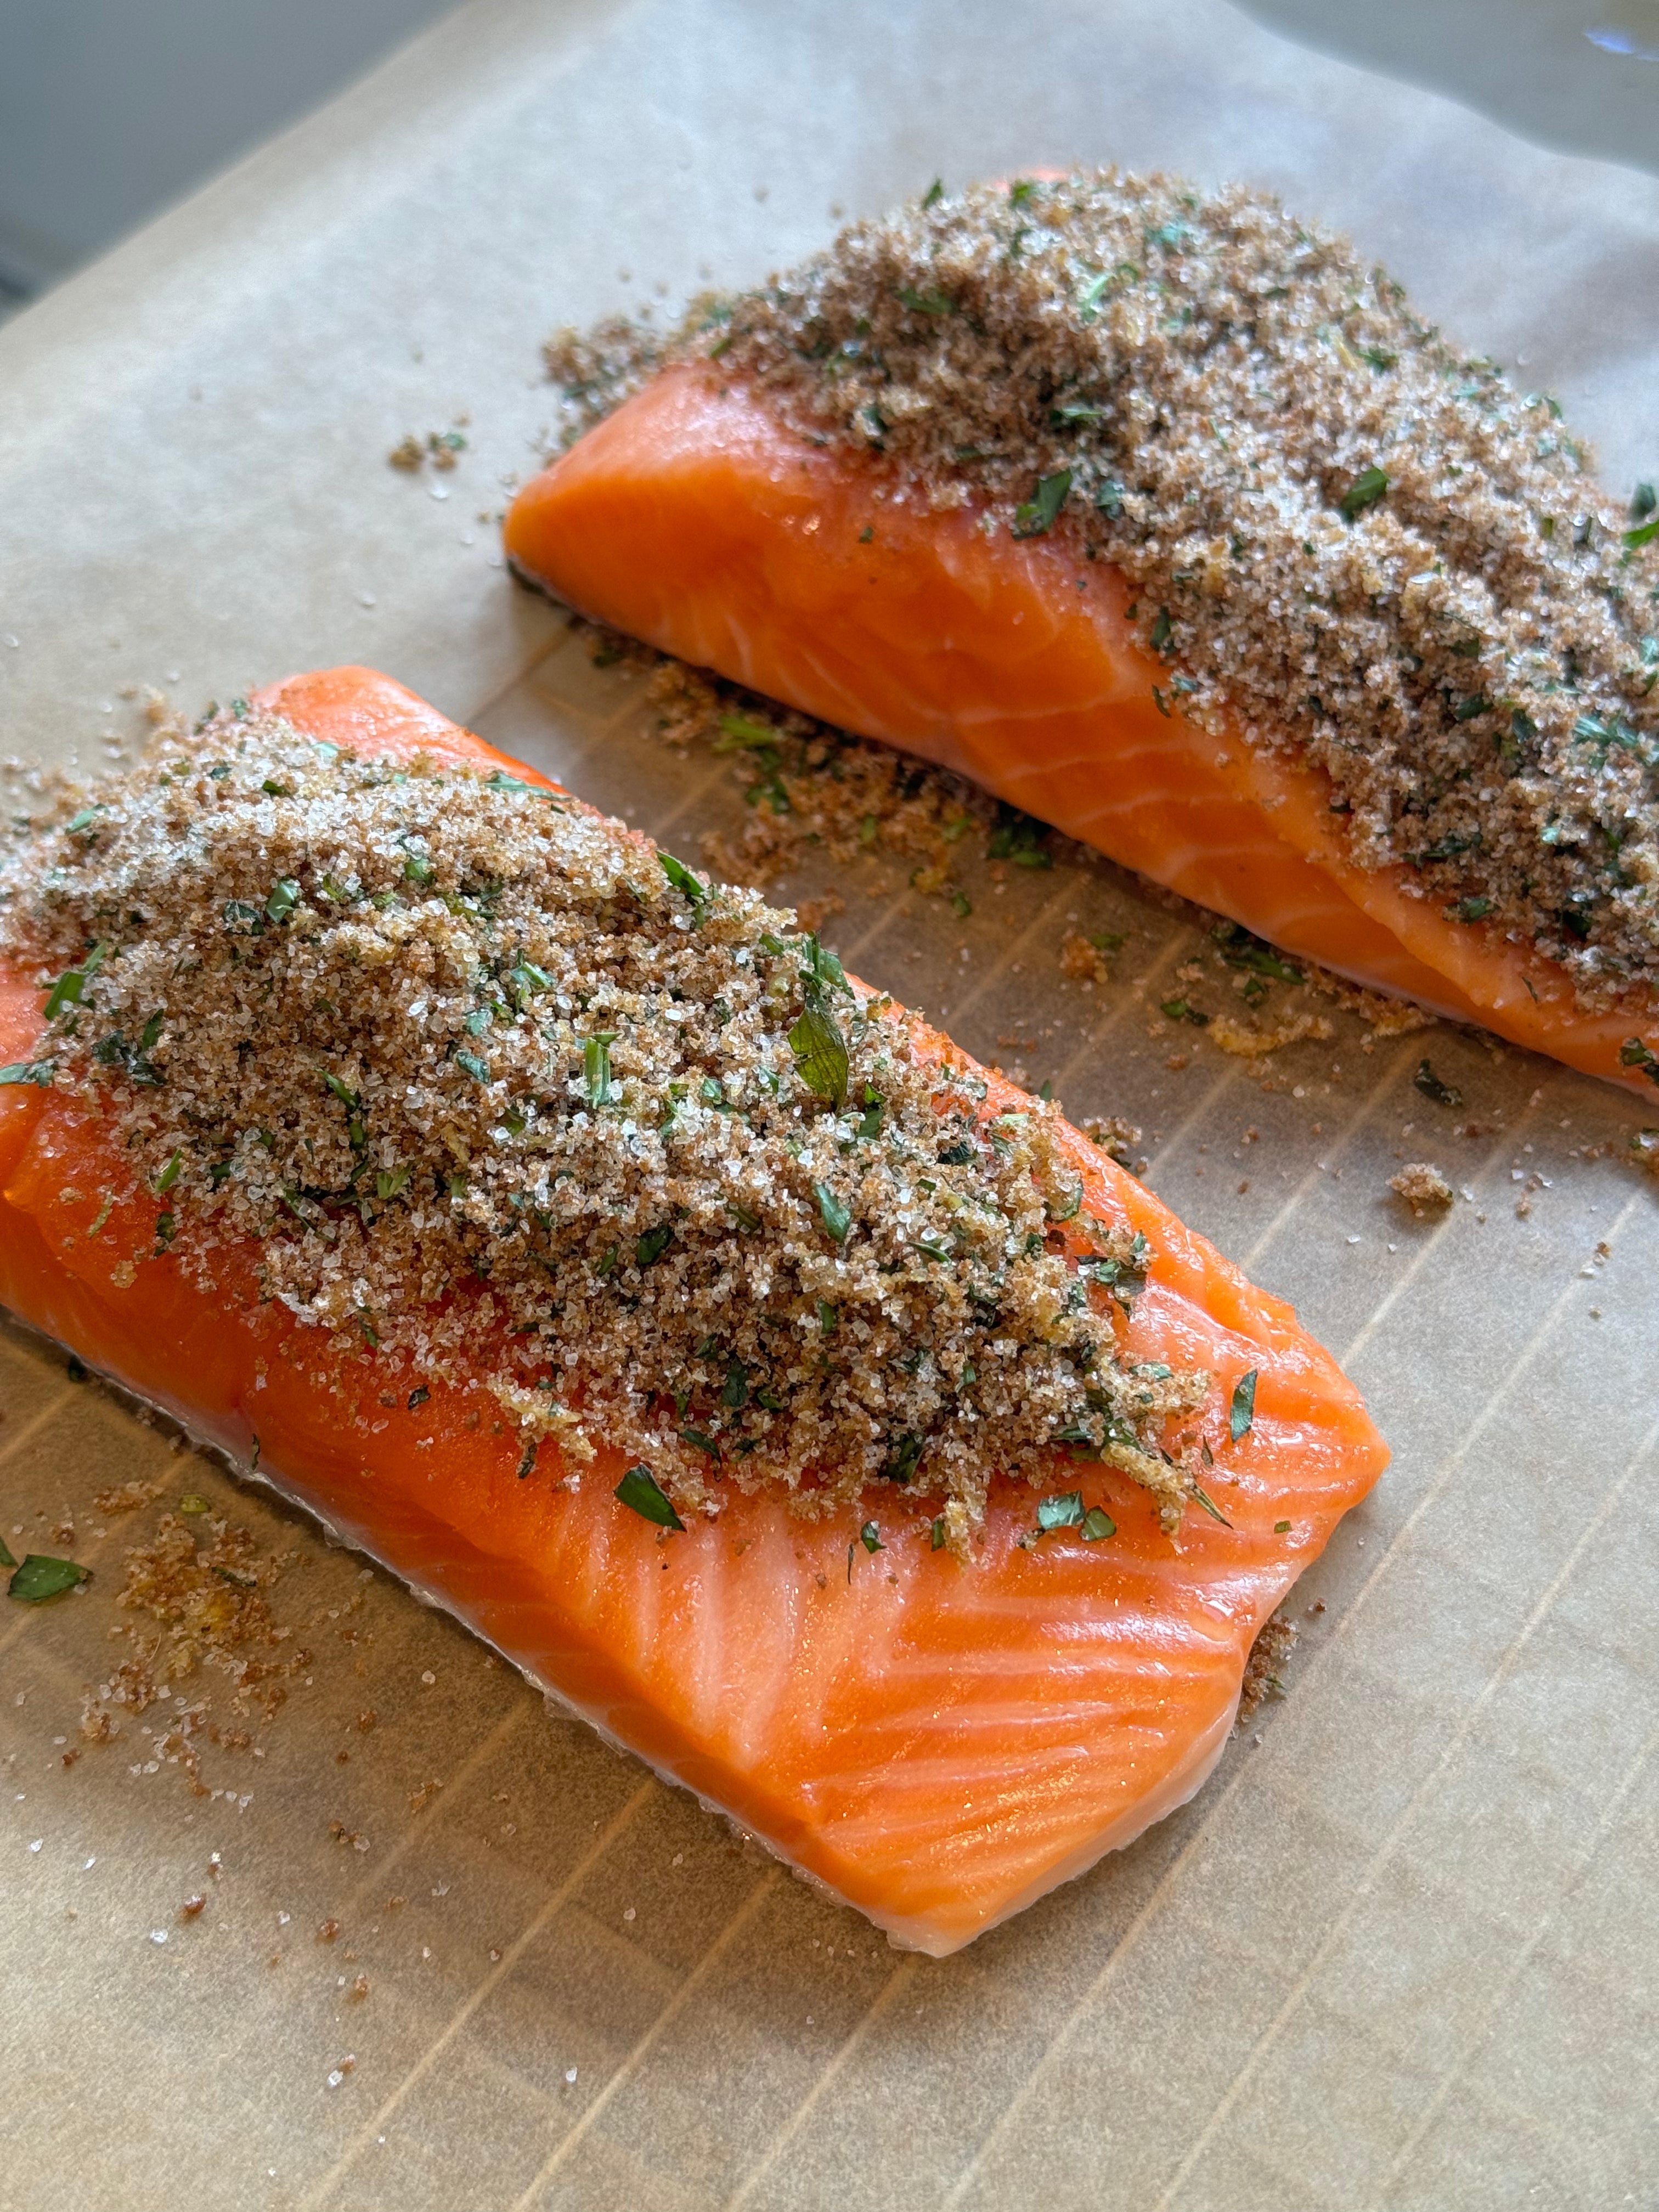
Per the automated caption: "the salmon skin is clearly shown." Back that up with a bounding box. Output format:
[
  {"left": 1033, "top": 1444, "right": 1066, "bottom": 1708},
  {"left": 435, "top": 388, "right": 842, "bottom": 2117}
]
[
  {"left": 505, "top": 362, "right": 1658, "bottom": 1100},
  {"left": 0, "top": 667, "right": 1386, "bottom": 1953}
]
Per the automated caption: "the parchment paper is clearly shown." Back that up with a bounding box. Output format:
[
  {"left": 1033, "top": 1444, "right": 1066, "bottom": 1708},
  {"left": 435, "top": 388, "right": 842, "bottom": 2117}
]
[{"left": 1, "top": 3, "right": 1655, "bottom": 2207}]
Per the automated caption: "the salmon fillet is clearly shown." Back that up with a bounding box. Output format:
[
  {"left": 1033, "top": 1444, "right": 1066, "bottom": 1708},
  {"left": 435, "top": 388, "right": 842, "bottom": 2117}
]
[
  {"left": 0, "top": 667, "right": 1386, "bottom": 1953},
  {"left": 504, "top": 363, "right": 1658, "bottom": 1098}
]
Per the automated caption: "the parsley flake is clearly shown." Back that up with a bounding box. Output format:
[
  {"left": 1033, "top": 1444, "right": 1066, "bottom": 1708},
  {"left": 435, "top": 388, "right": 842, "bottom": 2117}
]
[
  {"left": 1012, "top": 468, "right": 1073, "bottom": 539},
  {"left": 1339, "top": 466, "right": 1389, "bottom": 520},
  {"left": 9, "top": 1554, "right": 89, "bottom": 1603},
  {"left": 659, "top": 852, "right": 707, "bottom": 904},
  {"left": 1413, "top": 1059, "right": 1463, "bottom": 1108},
  {"left": 1036, "top": 1489, "right": 1084, "bottom": 1532},
  {"left": 1229, "top": 1369, "right": 1258, "bottom": 1441},
  {"left": 814, "top": 1182, "right": 852, "bottom": 1243},
  {"left": 614, "top": 1464, "right": 685, "bottom": 1531}
]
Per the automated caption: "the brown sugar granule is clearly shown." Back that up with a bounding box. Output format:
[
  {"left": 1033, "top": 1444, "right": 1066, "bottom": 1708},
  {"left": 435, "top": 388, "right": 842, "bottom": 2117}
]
[
  {"left": 1059, "top": 929, "right": 1116, "bottom": 986},
  {"left": 1237, "top": 1609, "right": 1298, "bottom": 1727},
  {"left": 0, "top": 710, "right": 1212, "bottom": 1535},
  {"left": 1390, "top": 1161, "right": 1455, "bottom": 1216},
  {"left": 79, "top": 1509, "right": 302, "bottom": 1767},
  {"left": 549, "top": 172, "right": 1659, "bottom": 1028}
]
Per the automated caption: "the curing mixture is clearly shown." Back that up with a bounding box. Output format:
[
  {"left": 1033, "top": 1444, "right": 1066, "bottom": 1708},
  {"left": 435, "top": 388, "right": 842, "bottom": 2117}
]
[
  {"left": 545, "top": 169, "right": 1659, "bottom": 1022},
  {"left": 0, "top": 707, "right": 1211, "bottom": 1534}
]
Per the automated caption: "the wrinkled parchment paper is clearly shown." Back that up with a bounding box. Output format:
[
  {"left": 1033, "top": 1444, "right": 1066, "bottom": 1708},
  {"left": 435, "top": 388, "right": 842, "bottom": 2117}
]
[{"left": 1, "top": 3, "right": 1656, "bottom": 2207}]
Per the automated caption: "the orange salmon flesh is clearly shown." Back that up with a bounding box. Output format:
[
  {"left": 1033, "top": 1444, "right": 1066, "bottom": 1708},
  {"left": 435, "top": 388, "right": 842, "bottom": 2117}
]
[
  {"left": 0, "top": 667, "right": 1387, "bottom": 1953},
  {"left": 505, "top": 363, "right": 1658, "bottom": 1099}
]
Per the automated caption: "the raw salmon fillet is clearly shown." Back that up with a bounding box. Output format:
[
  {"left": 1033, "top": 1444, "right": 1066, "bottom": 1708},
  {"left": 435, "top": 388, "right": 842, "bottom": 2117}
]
[
  {"left": 0, "top": 667, "right": 1386, "bottom": 1953},
  {"left": 505, "top": 364, "right": 1657, "bottom": 1098}
]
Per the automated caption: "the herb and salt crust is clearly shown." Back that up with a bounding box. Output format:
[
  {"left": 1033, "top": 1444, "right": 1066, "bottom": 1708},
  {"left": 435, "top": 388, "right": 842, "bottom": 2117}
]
[
  {"left": 516, "top": 168, "right": 1659, "bottom": 1096},
  {"left": 0, "top": 702, "right": 1211, "bottom": 1537}
]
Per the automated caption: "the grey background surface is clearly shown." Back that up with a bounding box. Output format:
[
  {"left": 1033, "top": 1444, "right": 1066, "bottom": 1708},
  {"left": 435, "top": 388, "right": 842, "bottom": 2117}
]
[{"left": 3, "top": 0, "right": 1659, "bottom": 306}]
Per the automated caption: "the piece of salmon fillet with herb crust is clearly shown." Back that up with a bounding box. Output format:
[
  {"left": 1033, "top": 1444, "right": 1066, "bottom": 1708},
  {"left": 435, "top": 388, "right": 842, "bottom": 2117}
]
[
  {"left": 0, "top": 665, "right": 1385, "bottom": 1952},
  {"left": 505, "top": 168, "right": 1659, "bottom": 1104}
]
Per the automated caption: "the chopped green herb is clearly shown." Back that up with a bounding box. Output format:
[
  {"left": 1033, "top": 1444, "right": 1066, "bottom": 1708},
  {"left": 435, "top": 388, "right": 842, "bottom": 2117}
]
[
  {"left": 1080, "top": 1506, "right": 1116, "bottom": 1542},
  {"left": 679, "top": 1426, "right": 722, "bottom": 1462},
  {"left": 814, "top": 1181, "right": 852, "bottom": 1243},
  {"left": 614, "top": 1463, "right": 685, "bottom": 1531},
  {"left": 659, "top": 851, "right": 707, "bottom": 904},
  {"left": 859, "top": 1520, "right": 884, "bottom": 1554},
  {"left": 1274, "top": 1519, "right": 1292, "bottom": 1534},
  {"left": 8, "top": 1554, "right": 89, "bottom": 1603},
  {"left": 408, "top": 1384, "right": 430, "bottom": 1410},
  {"left": 1190, "top": 1483, "right": 1234, "bottom": 1529},
  {"left": 899, "top": 284, "right": 955, "bottom": 316},
  {"left": 1446, "top": 896, "right": 1494, "bottom": 922},
  {"left": 0, "top": 1060, "right": 54, "bottom": 1087},
  {"left": 1211, "top": 923, "right": 1301, "bottom": 984},
  {"left": 153, "top": 1148, "right": 182, "bottom": 1194},
  {"left": 789, "top": 1001, "right": 849, "bottom": 1109},
  {"left": 1160, "top": 997, "right": 1210, "bottom": 1026},
  {"left": 44, "top": 940, "right": 110, "bottom": 1020},
  {"left": 584, "top": 1031, "right": 616, "bottom": 1107},
  {"left": 1150, "top": 607, "right": 1172, "bottom": 652},
  {"left": 1229, "top": 1369, "right": 1258, "bottom": 1441},
  {"left": 635, "top": 1223, "right": 673, "bottom": 1267},
  {"left": 882, "top": 1432, "right": 923, "bottom": 1485},
  {"left": 0, "top": 1535, "right": 12, "bottom": 1566},
  {"left": 1339, "top": 466, "right": 1389, "bottom": 520},
  {"left": 1413, "top": 1058, "right": 1463, "bottom": 1108},
  {"left": 264, "top": 877, "right": 300, "bottom": 924},
  {"left": 930, "top": 1516, "right": 947, "bottom": 1550},
  {"left": 1011, "top": 467, "right": 1073, "bottom": 539},
  {"left": 816, "top": 1298, "right": 838, "bottom": 1335},
  {"left": 402, "top": 851, "right": 435, "bottom": 886},
  {"left": 1624, "top": 516, "right": 1659, "bottom": 551},
  {"left": 921, "top": 177, "right": 944, "bottom": 207},
  {"left": 1036, "top": 1488, "right": 1085, "bottom": 1532},
  {"left": 455, "top": 1048, "right": 490, "bottom": 1084}
]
